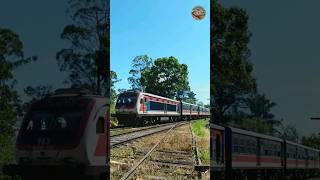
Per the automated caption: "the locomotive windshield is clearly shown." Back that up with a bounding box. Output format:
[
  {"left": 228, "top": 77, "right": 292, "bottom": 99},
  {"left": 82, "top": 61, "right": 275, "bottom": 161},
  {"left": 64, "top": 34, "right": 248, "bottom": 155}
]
[
  {"left": 17, "top": 97, "right": 93, "bottom": 148},
  {"left": 116, "top": 93, "right": 137, "bottom": 107}
]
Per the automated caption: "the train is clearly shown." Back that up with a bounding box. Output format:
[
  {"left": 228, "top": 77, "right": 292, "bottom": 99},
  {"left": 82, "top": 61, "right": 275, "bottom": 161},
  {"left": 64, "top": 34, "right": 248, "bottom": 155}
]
[
  {"left": 211, "top": 123, "right": 320, "bottom": 180},
  {"left": 3, "top": 88, "right": 109, "bottom": 180},
  {"left": 115, "top": 90, "right": 210, "bottom": 126}
]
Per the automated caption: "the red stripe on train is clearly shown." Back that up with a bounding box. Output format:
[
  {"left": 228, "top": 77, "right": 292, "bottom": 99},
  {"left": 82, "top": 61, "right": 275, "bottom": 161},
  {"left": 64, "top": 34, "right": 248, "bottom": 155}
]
[
  {"left": 233, "top": 154, "right": 257, "bottom": 162},
  {"left": 233, "top": 154, "right": 281, "bottom": 163}
]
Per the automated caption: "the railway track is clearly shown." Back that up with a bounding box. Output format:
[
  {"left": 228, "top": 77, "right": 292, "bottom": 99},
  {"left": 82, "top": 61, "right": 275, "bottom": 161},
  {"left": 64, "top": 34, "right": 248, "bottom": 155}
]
[
  {"left": 110, "top": 122, "right": 182, "bottom": 147},
  {"left": 111, "top": 122, "right": 207, "bottom": 180},
  {"left": 110, "top": 122, "right": 176, "bottom": 137}
]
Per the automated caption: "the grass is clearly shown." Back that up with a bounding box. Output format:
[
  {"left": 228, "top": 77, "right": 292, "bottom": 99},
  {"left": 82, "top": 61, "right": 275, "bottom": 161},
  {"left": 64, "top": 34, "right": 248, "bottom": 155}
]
[
  {"left": 191, "top": 119, "right": 210, "bottom": 165},
  {"left": 199, "top": 148, "right": 210, "bottom": 165},
  {"left": 134, "top": 125, "right": 197, "bottom": 179},
  {"left": 191, "top": 119, "right": 208, "bottom": 137}
]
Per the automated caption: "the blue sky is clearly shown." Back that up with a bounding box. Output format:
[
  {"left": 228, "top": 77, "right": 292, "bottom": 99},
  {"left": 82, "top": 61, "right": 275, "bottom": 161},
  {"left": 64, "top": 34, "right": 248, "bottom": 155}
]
[
  {"left": 222, "top": 0, "right": 320, "bottom": 136},
  {"left": 110, "top": 0, "right": 210, "bottom": 104},
  {"left": 0, "top": 1, "right": 70, "bottom": 101}
]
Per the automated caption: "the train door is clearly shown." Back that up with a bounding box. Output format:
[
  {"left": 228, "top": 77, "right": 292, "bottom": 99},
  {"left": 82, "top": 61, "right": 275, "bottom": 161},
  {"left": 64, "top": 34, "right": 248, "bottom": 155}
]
[{"left": 216, "top": 134, "right": 222, "bottom": 163}]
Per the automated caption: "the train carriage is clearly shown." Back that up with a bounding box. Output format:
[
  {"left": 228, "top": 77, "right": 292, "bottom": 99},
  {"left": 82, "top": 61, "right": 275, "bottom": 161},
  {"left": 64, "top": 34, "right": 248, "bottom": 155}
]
[
  {"left": 231, "top": 127, "right": 284, "bottom": 170},
  {"left": 115, "top": 90, "right": 209, "bottom": 126},
  {"left": 211, "top": 123, "right": 320, "bottom": 179},
  {"left": 211, "top": 124, "right": 225, "bottom": 172},
  {"left": 4, "top": 88, "right": 109, "bottom": 180}
]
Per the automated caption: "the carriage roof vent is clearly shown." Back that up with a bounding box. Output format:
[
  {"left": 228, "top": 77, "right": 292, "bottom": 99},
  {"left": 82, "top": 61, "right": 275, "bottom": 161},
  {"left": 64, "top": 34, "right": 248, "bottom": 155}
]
[{"left": 54, "top": 88, "right": 94, "bottom": 95}]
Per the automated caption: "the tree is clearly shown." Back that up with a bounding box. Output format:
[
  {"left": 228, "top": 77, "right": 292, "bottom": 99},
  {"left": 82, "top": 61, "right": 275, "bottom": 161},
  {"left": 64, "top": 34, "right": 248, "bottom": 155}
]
[
  {"left": 141, "top": 56, "right": 190, "bottom": 99},
  {"left": 22, "top": 85, "right": 53, "bottom": 112},
  {"left": 0, "top": 28, "right": 36, "bottom": 165},
  {"left": 302, "top": 133, "right": 320, "bottom": 149},
  {"left": 234, "top": 117, "right": 273, "bottom": 135},
  {"left": 176, "top": 90, "right": 198, "bottom": 104},
  {"left": 197, "top": 101, "right": 204, "bottom": 106},
  {"left": 282, "top": 124, "right": 299, "bottom": 142},
  {"left": 211, "top": 1, "right": 256, "bottom": 124},
  {"left": 245, "top": 92, "right": 277, "bottom": 120},
  {"left": 56, "top": 0, "right": 109, "bottom": 95},
  {"left": 270, "top": 119, "right": 299, "bottom": 142},
  {"left": 110, "top": 70, "right": 121, "bottom": 105},
  {"left": 128, "top": 55, "right": 153, "bottom": 91}
]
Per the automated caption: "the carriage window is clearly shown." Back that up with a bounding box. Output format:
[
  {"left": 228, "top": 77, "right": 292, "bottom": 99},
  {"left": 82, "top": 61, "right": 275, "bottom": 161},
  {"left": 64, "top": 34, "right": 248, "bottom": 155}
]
[
  {"left": 150, "top": 101, "right": 165, "bottom": 110},
  {"left": 57, "top": 117, "right": 67, "bottom": 128},
  {"left": 27, "top": 120, "right": 34, "bottom": 130},
  {"left": 96, "top": 117, "right": 105, "bottom": 134},
  {"left": 167, "top": 104, "right": 177, "bottom": 111}
]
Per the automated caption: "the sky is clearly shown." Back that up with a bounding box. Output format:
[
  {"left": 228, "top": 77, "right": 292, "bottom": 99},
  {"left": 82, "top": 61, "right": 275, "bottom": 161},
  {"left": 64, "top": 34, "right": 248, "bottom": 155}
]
[
  {"left": 110, "top": 0, "right": 210, "bottom": 104},
  {"left": 0, "top": 1, "right": 70, "bottom": 101},
  {"left": 221, "top": 1, "right": 320, "bottom": 136}
]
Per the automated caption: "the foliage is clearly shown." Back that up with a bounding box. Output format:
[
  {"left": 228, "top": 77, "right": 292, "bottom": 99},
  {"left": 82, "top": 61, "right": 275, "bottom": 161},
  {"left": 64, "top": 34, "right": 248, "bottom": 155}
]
[
  {"left": 141, "top": 56, "right": 190, "bottom": 99},
  {"left": 128, "top": 55, "right": 153, "bottom": 91},
  {"left": 56, "top": 0, "right": 109, "bottom": 95},
  {"left": 244, "top": 92, "right": 277, "bottom": 120},
  {"left": 302, "top": 133, "right": 320, "bottom": 149},
  {"left": 233, "top": 117, "right": 273, "bottom": 135},
  {"left": 110, "top": 70, "right": 120, "bottom": 127},
  {"left": 110, "top": 70, "right": 121, "bottom": 105},
  {"left": 191, "top": 119, "right": 209, "bottom": 137},
  {"left": 267, "top": 118, "right": 299, "bottom": 142},
  {"left": 0, "top": 27, "right": 36, "bottom": 174},
  {"left": 177, "top": 90, "right": 197, "bottom": 104},
  {"left": 197, "top": 101, "right": 204, "bottom": 106},
  {"left": 22, "top": 85, "right": 53, "bottom": 113},
  {"left": 191, "top": 119, "right": 210, "bottom": 165},
  {"left": 282, "top": 124, "right": 299, "bottom": 142},
  {"left": 211, "top": 1, "right": 256, "bottom": 124}
]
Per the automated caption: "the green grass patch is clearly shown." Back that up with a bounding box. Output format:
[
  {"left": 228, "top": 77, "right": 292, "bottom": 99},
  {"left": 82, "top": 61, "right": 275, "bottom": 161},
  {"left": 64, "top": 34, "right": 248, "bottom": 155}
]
[
  {"left": 199, "top": 149, "right": 210, "bottom": 165},
  {"left": 191, "top": 119, "right": 210, "bottom": 165},
  {"left": 191, "top": 119, "right": 208, "bottom": 137}
]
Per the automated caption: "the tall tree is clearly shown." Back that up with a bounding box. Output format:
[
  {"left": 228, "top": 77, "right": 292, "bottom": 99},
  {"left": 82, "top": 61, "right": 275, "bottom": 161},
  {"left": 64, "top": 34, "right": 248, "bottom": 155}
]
[
  {"left": 128, "top": 55, "right": 152, "bottom": 91},
  {"left": 282, "top": 124, "right": 299, "bottom": 142},
  {"left": 22, "top": 85, "right": 53, "bottom": 113},
  {"left": 56, "top": 0, "right": 109, "bottom": 95},
  {"left": 0, "top": 28, "right": 36, "bottom": 165},
  {"left": 177, "top": 90, "right": 198, "bottom": 104},
  {"left": 302, "top": 133, "right": 320, "bottom": 149},
  {"left": 245, "top": 92, "right": 277, "bottom": 120},
  {"left": 211, "top": 1, "right": 256, "bottom": 124},
  {"left": 141, "top": 56, "right": 190, "bottom": 99},
  {"left": 235, "top": 117, "right": 273, "bottom": 135},
  {"left": 110, "top": 70, "right": 121, "bottom": 105}
]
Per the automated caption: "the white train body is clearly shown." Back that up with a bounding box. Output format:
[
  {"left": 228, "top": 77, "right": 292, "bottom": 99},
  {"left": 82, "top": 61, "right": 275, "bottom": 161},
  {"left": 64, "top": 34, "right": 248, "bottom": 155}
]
[
  {"left": 115, "top": 90, "right": 210, "bottom": 125},
  {"left": 8, "top": 89, "right": 109, "bottom": 179}
]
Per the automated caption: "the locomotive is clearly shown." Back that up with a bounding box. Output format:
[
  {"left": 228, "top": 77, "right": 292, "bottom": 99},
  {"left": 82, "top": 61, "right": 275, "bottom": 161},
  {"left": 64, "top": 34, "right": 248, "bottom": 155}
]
[
  {"left": 3, "top": 88, "right": 109, "bottom": 180},
  {"left": 115, "top": 90, "right": 210, "bottom": 126},
  {"left": 211, "top": 123, "right": 320, "bottom": 180}
]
